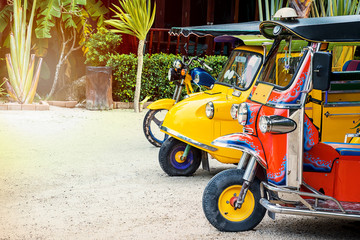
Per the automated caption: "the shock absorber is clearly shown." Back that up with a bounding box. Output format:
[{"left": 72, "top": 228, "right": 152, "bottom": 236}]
[{"left": 234, "top": 155, "right": 258, "bottom": 209}]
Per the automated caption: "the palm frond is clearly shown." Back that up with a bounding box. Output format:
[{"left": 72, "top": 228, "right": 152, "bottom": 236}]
[
  {"left": 0, "top": 5, "right": 12, "bottom": 32},
  {"left": 35, "top": 0, "right": 60, "bottom": 38},
  {"left": 105, "top": 0, "right": 156, "bottom": 40},
  {"left": 312, "top": 0, "right": 360, "bottom": 17}
]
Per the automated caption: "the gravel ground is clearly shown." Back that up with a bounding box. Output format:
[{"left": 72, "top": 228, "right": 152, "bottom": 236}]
[{"left": 0, "top": 107, "right": 359, "bottom": 239}]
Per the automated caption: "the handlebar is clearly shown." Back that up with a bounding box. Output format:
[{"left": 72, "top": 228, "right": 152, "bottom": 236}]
[
  {"left": 184, "top": 56, "right": 213, "bottom": 71},
  {"left": 202, "top": 62, "right": 213, "bottom": 71}
]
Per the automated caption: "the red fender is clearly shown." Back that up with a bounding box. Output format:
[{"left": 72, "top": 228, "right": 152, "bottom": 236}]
[{"left": 212, "top": 133, "right": 267, "bottom": 168}]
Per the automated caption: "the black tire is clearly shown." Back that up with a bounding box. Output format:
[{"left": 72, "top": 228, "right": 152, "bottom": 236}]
[
  {"left": 143, "top": 109, "right": 169, "bottom": 147},
  {"left": 159, "top": 137, "right": 202, "bottom": 176},
  {"left": 202, "top": 169, "right": 266, "bottom": 232}
]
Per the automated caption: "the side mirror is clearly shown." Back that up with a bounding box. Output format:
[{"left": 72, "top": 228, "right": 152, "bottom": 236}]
[
  {"left": 183, "top": 43, "right": 188, "bottom": 55},
  {"left": 312, "top": 52, "right": 332, "bottom": 91}
]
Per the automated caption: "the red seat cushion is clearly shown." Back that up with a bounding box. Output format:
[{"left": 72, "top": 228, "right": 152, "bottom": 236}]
[{"left": 342, "top": 60, "right": 360, "bottom": 71}]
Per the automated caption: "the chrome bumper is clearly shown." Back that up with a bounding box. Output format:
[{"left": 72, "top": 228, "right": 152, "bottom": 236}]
[
  {"left": 260, "top": 181, "right": 360, "bottom": 221},
  {"left": 260, "top": 198, "right": 360, "bottom": 220},
  {"left": 160, "top": 126, "right": 218, "bottom": 152}
]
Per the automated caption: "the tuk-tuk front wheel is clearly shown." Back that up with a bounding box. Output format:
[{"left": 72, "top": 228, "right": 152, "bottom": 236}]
[
  {"left": 202, "top": 169, "right": 266, "bottom": 232},
  {"left": 159, "top": 137, "right": 202, "bottom": 176}
]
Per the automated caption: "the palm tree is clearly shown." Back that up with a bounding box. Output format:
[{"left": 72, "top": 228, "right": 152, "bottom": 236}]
[{"left": 105, "top": 0, "right": 156, "bottom": 113}]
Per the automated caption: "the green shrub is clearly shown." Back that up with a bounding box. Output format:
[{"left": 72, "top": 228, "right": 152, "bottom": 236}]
[
  {"left": 106, "top": 53, "right": 138, "bottom": 102},
  {"left": 141, "top": 53, "right": 180, "bottom": 101},
  {"left": 85, "top": 27, "right": 122, "bottom": 66},
  {"left": 107, "top": 53, "right": 228, "bottom": 102}
]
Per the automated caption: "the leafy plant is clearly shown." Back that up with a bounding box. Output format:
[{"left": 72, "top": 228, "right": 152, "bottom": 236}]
[
  {"left": 105, "top": 0, "right": 156, "bottom": 113},
  {"left": 311, "top": 0, "right": 360, "bottom": 17},
  {"left": 85, "top": 27, "right": 122, "bottom": 66},
  {"left": 4, "top": 0, "right": 42, "bottom": 104},
  {"left": 35, "top": 0, "right": 109, "bottom": 40}
]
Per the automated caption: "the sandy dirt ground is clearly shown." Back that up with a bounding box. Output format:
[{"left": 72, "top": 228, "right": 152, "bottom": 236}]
[{"left": 0, "top": 107, "right": 359, "bottom": 240}]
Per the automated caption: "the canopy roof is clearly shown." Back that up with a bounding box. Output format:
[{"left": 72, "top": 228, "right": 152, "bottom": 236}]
[
  {"left": 170, "top": 21, "right": 261, "bottom": 37},
  {"left": 260, "top": 15, "right": 360, "bottom": 42}
]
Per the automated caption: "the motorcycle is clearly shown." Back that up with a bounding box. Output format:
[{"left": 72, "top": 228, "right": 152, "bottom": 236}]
[
  {"left": 203, "top": 13, "right": 360, "bottom": 232},
  {"left": 143, "top": 54, "right": 215, "bottom": 147}
]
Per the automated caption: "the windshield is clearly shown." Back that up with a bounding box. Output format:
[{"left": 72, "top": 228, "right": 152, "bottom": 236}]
[
  {"left": 217, "top": 50, "right": 262, "bottom": 89},
  {"left": 258, "top": 38, "right": 308, "bottom": 89}
]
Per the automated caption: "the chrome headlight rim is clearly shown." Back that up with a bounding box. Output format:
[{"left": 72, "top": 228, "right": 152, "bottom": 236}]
[
  {"left": 205, "top": 101, "right": 214, "bottom": 119},
  {"left": 259, "top": 116, "right": 271, "bottom": 133},
  {"left": 237, "top": 103, "right": 248, "bottom": 126},
  {"left": 230, "top": 104, "right": 239, "bottom": 120}
]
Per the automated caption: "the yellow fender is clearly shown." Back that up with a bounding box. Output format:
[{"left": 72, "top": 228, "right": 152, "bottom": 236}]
[
  {"left": 147, "top": 99, "right": 176, "bottom": 110},
  {"left": 350, "top": 137, "right": 360, "bottom": 144}
]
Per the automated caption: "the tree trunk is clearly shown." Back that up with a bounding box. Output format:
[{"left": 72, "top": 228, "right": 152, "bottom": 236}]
[
  {"left": 48, "top": 50, "right": 64, "bottom": 100},
  {"left": 290, "top": 0, "right": 313, "bottom": 18},
  {"left": 46, "top": 27, "right": 80, "bottom": 100},
  {"left": 134, "top": 39, "right": 145, "bottom": 113},
  {"left": 86, "top": 66, "right": 113, "bottom": 110}
]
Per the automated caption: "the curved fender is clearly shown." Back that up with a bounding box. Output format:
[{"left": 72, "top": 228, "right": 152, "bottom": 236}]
[
  {"left": 212, "top": 133, "right": 267, "bottom": 168},
  {"left": 147, "top": 99, "right": 176, "bottom": 110}
]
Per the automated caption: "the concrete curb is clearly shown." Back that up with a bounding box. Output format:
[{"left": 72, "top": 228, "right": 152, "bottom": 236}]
[
  {"left": 113, "top": 101, "right": 153, "bottom": 110},
  {"left": 0, "top": 102, "right": 50, "bottom": 111}
]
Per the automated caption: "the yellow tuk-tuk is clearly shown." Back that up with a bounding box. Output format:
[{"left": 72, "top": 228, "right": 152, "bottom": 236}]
[{"left": 158, "top": 21, "right": 360, "bottom": 176}]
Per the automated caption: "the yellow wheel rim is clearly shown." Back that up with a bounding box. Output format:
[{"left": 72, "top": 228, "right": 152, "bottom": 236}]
[
  {"left": 174, "top": 151, "right": 185, "bottom": 163},
  {"left": 218, "top": 185, "right": 255, "bottom": 222}
]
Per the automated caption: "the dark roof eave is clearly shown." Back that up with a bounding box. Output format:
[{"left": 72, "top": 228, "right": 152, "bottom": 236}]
[
  {"left": 170, "top": 21, "right": 262, "bottom": 37},
  {"left": 260, "top": 15, "right": 360, "bottom": 42}
]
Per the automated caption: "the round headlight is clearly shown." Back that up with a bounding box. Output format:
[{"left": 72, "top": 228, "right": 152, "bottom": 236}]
[
  {"left": 168, "top": 68, "right": 180, "bottom": 81},
  {"left": 273, "top": 25, "right": 282, "bottom": 36},
  {"left": 173, "top": 59, "right": 182, "bottom": 71},
  {"left": 205, "top": 101, "right": 214, "bottom": 119},
  {"left": 259, "top": 116, "right": 270, "bottom": 133},
  {"left": 230, "top": 104, "right": 239, "bottom": 120},
  {"left": 237, "top": 103, "right": 248, "bottom": 125}
]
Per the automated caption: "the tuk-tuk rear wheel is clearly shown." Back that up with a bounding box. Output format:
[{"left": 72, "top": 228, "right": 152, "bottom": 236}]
[
  {"left": 203, "top": 169, "right": 266, "bottom": 232},
  {"left": 159, "top": 137, "right": 202, "bottom": 176}
]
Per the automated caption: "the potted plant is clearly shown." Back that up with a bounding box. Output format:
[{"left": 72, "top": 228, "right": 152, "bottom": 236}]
[{"left": 84, "top": 27, "right": 122, "bottom": 110}]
